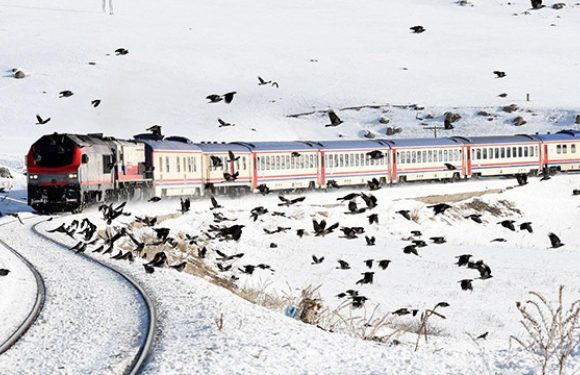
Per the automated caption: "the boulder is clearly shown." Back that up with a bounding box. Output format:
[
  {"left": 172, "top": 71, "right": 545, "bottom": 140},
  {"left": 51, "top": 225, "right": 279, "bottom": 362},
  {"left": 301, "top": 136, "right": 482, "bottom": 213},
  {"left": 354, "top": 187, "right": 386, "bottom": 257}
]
[
  {"left": 502, "top": 104, "right": 519, "bottom": 113},
  {"left": 513, "top": 116, "right": 527, "bottom": 126},
  {"left": 14, "top": 70, "right": 25, "bottom": 79}
]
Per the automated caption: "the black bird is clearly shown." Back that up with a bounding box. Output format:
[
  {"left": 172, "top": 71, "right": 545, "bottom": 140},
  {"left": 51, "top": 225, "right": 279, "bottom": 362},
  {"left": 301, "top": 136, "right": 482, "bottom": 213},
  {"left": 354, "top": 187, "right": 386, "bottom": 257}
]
[
  {"left": 428, "top": 203, "right": 452, "bottom": 215},
  {"left": 498, "top": 93, "right": 508, "bottom": 98},
  {"left": 497, "top": 220, "right": 516, "bottom": 231},
  {"left": 215, "top": 249, "right": 244, "bottom": 262},
  {"left": 548, "top": 233, "right": 564, "bottom": 248},
  {"left": 572, "top": 189, "right": 580, "bottom": 196},
  {"left": 218, "top": 118, "right": 235, "bottom": 128},
  {"left": 206, "top": 94, "right": 223, "bottom": 103},
  {"left": 455, "top": 254, "right": 472, "bottom": 267},
  {"left": 459, "top": 279, "right": 474, "bottom": 291},
  {"left": 278, "top": 195, "right": 306, "bottom": 207},
  {"left": 91, "top": 99, "right": 101, "bottom": 108},
  {"left": 91, "top": 245, "right": 104, "bottom": 253},
  {"left": 239, "top": 265, "right": 256, "bottom": 275},
  {"left": 435, "top": 302, "right": 450, "bottom": 308},
  {"left": 430, "top": 236, "right": 446, "bottom": 244},
  {"left": 148, "top": 196, "right": 162, "bottom": 202},
  {"left": 258, "top": 76, "right": 270, "bottom": 85},
  {"left": 396, "top": 210, "right": 411, "bottom": 220},
  {"left": 291, "top": 152, "right": 301, "bottom": 157},
  {"left": 393, "top": 308, "right": 417, "bottom": 316},
  {"left": 312, "top": 255, "right": 325, "bottom": 265},
  {"left": 8, "top": 213, "right": 24, "bottom": 225},
  {"left": 347, "top": 200, "right": 366, "bottom": 214},
  {"left": 143, "top": 264, "right": 155, "bottom": 274},
  {"left": 210, "top": 156, "right": 223, "bottom": 168},
  {"left": 493, "top": 71, "right": 506, "bottom": 78},
  {"left": 35, "top": 114, "right": 51, "bottom": 125},
  {"left": 48, "top": 224, "right": 67, "bottom": 233},
  {"left": 170, "top": 261, "right": 187, "bottom": 272},
  {"left": 70, "top": 241, "right": 86, "bottom": 253},
  {"left": 491, "top": 238, "right": 507, "bottom": 243},
  {"left": 366, "top": 150, "right": 384, "bottom": 160},
  {"left": 153, "top": 228, "right": 171, "bottom": 242},
  {"left": 327, "top": 180, "right": 339, "bottom": 189},
  {"left": 324, "top": 110, "right": 343, "bottom": 127},
  {"left": 403, "top": 244, "right": 419, "bottom": 256},
  {"left": 312, "top": 219, "right": 339, "bottom": 236},
  {"left": 340, "top": 226, "right": 360, "bottom": 239},
  {"left": 115, "top": 48, "right": 129, "bottom": 55},
  {"left": 337, "top": 193, "right": 359, "bottom": 201},
  {"left": 444, "top": 163, "right": 456, "bottom": 171},
  {"left": 257, "top": 184, "right": 270, "bottom": 195},
  {"left": 411, "top": 230, "right": 422, "bottom": 237},
  {"left": 364, "top": 259, "right": 373, "bottom": 269},
  {"left": 264, "top": 226, "right": 291, "bottom": 234},
  {"left": 211, "top": 196, "right": 222, "bottom": 210},
  {"left": 198, "top": 247, "right": 207, "bottom": 258},
  {"left": 217, "top": 263, "right": 232, "bottom": 272},
  {"left": 148, "top": 251, "right": 167, "bottom": 267},
  {"left": 368, "top": 213, "right": 379, "bottom": 225},
  {"left": 365, "top": 236, "right": 376, "bottom": 246},
  {"left": 250, "top": 206, "right": 268, "bottom": 221},
  {"left": 410, "top": 25, "right": 425, "bottom": 33},
  {"left": 475, "top": 262, "right": 493, "bottom": 280},
  {"left": 378, "top": 260, "right": 391, "bottom": 270},
  {"left": 367, "top": 178, "right": 381, "bottom": 191},
  {"left": 180, "top": 198, "right": 191, "bottom": 213},
  {"left": 336, "top": 260, "right": 351, "bottom": 270},
  {"left": 59, "top": 90, "right": 74, "bottom": 98},
  {"left": 111, "top": 250, "right": 125, "bottom": 260},
  {"left": 531, "top": 0, "right": 543, "bottom": 8},
  {"left": 350, "top": 295, "right": 368, "bottom": 308},
  {"left": 0, "top": 269, "right": 10, "bottom": 276},
  {"left": 296, "top": 229, "right": 305, "bottom": 238},
  {"left": 519, "top": 222, "right": 533, "bottom": 233},
  {"left": 227, "top": 150, "right": 239, "bottom": 162},
  {"left": 475, "top": 332, "right": 489, "bottom": 340},
  {"left": 465, "top": 214, "right": 483, "bottom": 224},
  {"left": 360, "top": 193, "right": 378, "bottom": 209},
  {"left": 223, "top": 171, "right": 239, "bottom": 182},
  {"left": 223, "top": 91, "right": 237, "bottom": 104},
  {"left": 356, "top": 272, "right": 374, "bottom": 285}
]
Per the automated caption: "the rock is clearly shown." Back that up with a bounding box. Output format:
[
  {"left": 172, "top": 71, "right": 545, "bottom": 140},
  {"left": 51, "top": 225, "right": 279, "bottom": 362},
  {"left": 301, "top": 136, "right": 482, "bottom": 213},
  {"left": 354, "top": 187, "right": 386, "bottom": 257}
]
[
  {"left": 0, "top": 167, "right": 13, "bottom": 179},
  {"left": 576, "top": 114, "right": 580, "bottom": 124},
  {"left": 394, "top": 127, "right": 403, "bottom": 134},
  {"left": 386, "top": 127, "right": 395, "bottom": 136},
  {"left": 552, "top": 3, "right": 565, "bottom": 9},
  {"left": 424, "top": 113, "right": 434, "bottom": 119},
  {"left": 477, "top": 110, "right": 491, "bottom": 116},
  {"left": 13, "top": 70, "right": 25, "bottom": 79},
  {"left": 363, "top": 130, "right": 376, "bottom": 139},
  {"left": 379, "top": 117, "right": 390, "bottom": 124},
  {"left": 531, "top": 0, "right": 543, "bottom": 9},
  {"left": 502, "top": 104, "right": 519, "bottom": 113},
  {"left": 513, "top": 116, "right": 527, "bottom": 126},
  {"left": 444, "top": 112, "right": 461, "bottom": 129}
]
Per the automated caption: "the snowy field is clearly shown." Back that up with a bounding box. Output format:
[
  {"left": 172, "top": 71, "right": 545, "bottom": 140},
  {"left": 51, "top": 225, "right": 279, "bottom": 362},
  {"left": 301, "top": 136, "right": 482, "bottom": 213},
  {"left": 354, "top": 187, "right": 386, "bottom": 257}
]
[{"left": 1, "top": 0, "right": 580, "bottom": 374}]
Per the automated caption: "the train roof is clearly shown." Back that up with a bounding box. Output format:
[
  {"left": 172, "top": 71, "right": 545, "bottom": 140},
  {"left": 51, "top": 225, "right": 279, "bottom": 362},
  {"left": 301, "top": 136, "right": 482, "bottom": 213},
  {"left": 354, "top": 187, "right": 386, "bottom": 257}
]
[
  {"left": 316, "top": 139, "right": 392, "bottom": 150},
  {"left": 452, "top": 134, "right": 539, "bottom": 145},
  {"left": 386, "top": 137, "right": 464, "bottom": 148},
  {"left": 231, "top": 141, "right": 321, "bottom": 152},
  {"left": 134, "top": 134, "right": 202, "bottom": 152},
  {"left": 534, "top": 129, "right": 580, "bottom": 142},
  {"left": 195, "top": 142, "right": 251, "bottom": 153}
]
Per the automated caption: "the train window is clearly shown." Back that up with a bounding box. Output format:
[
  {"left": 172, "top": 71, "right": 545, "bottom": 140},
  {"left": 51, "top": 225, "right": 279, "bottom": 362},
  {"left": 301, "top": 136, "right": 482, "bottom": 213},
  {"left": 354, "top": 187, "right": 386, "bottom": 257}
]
[
  {"left": 354, "top": 154, "right": 359, "bottom": 167},
  {"left": 285, "top": 155, "right": 290, "bottom": 169},
  {"left": 177, "top": 158, "right": 181, "bottom": 173},
  {"left": 563, "top": 145, "right": 568, "bottom": 154},
  {"left": 440, "top": 150, "right": 444, "bottom": 162},
  {"left": 572, "top": 144, "right": 577, "bottom": 153},
  {"left": 524, "top": 147, "right": 529, "bottom": 157},
  {"left": 488, "top": 148, "right": 492, "bottom": 160},
  {"left": 159, "top": 157, "right": 163, "bottom": 172},
  {"left": 166, "top": 157, "right": 170, "bottom": 172},
  {"left": 506, "top": 148, "right": 511, "bottom": 158},
  {"left": 337, "top": 154, "right": 343, "bottom": 167},
  {"left": 325, "top": 155, "right": 330, "bottom": 168},
  {"left": 290, "top": 156, "right": 295, "bottom": 169},
  {"left": 235, "top": 159, "right": 240, "bottom": 170},
  {"left": 512, "top": 147, "right": 517, "bottom": 157},
  {"left": 194, "top": 157, "right": 197, "bottom": 172},
  {"left": 482, "top": 148, "right": 487, "bottom": 159},
  {"left": 309, "top": 155, "right": 314, "bottom": 168},
  {"left": 405, "top": 152, "right": 411, "bottom": 164},
  {"left": 410, "top": 151, "right": 415, "bottom": 164},
  {"left": 396, "top": 152, "right": 401, "bottom": 164},
  {"left": 557, "top": 145, "right": 562, "bottom": 154},
  {"left": 274, "top": 155, "right": 280, "bottom": 170},
  {"left": 500, "top": 148, "right": 505, "bottom": 158},
  {"left": 416, "top": 151, "right": 422, "bottom": 164},
  {"left": 518, "top": 147, "right": 522, "bottom": 158},
  {"left": 243, "top": 157, "right": 247, "bottom": 170},
  {"left": 494, "top": 148, "right": 499, "bottom": 159},
  {"left": 476, "top": 149, "right": 481, "bottom": 160}
]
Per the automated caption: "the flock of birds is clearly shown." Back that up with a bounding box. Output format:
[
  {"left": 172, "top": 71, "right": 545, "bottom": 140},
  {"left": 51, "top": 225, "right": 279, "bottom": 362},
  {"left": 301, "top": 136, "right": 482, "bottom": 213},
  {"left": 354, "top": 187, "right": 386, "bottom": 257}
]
[{"left": 38, "top": 171, "right": 573, "bottom": 327}]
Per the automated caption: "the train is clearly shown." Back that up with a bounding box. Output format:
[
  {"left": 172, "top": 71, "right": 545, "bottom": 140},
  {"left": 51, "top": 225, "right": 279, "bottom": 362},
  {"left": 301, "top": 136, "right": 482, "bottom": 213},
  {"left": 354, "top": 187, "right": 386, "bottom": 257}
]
[{"left": 26, "top": 130, "right": 580, "bottom": 212}]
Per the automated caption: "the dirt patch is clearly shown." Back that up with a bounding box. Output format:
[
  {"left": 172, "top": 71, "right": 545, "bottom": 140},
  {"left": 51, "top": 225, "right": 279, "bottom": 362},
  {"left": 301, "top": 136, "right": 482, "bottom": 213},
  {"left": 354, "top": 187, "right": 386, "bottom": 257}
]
[
  {"left": 415, "top": 188, "right": 504, "bottom": 204},
  {"left": 461, "top": 198, "right": 521, "bottom": 217}
]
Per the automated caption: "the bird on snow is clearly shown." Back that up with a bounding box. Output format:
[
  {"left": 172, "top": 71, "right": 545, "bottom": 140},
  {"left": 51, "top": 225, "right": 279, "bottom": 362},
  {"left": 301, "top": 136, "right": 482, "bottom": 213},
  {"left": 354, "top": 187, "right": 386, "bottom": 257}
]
[
  {"left": 356, "top": 272, "right": 375, "bottom": 285},
  {"left": 476, "top": 332, "right": 489, "bottom": 340},
  {"left": 170, "top": 261, "right": 187, "bottom": 272},
  {"left": 296, "top": 229, "right": 305, "bottom": 238},
  {"left": 311, "top": 255, "right": 324, "bottom": 265},
  {"left": 336, "top": 260, "right": 351, "bottom": 270},
  {"left": 365, "top": 236, "right": 376, "bottom": 246},
  {"left": 403, "top": 244, "right": 419, "bottom": 256},
  {"left": 115, "top": 48, "right": 129, "bottom": 55},
  {"left": 337, "top": 193, "right": 359, "bottom": 201},
  {"left": 324, "top": 110, "right": 343, "bottom": 127},
  {"left": 0, "top": 269, "right": 10, "bottom": 276},
  {"left": 459, "top": 279, "right": 474, "bottom": 291},
  {"left": 378, "top": 260, "right": 391, "bottom": 270},
  {"left": 429, "top": 203, "right": 452, "bottom": 215},
  {"left": 455, "top": 254, "right": 472, "bottom": 267},
  {"left": 368, "top": 213, "right": 379, "bottom": 225},
  {"left": 278, "top": 195, "right": 306, "bottom": 207},
  {"left": 59, "top": 90, "right": 74, "bottom": 98},
  {"left": 91, "top": 99, "right": 101, "bottom": 108},
  {"left": 313, "top": 219, "right": 339, "bottom": 236},
  {"left": 210, "top": 196, "right": 222, "bottom": 210},
  {"left": 519, "top": 222, "right": 533, "bottom": 233},
  {"left": 548, "top": 233, "right": 564, "bottom": 248},
  {"left": 148, "top": 196, "right": 162, "bottom": 202},
  {"left": 364, "top": 259, "right": 373, "bottom": 269},
  {"left": 430, "top": 236, "right": 446, "bottom": 244},
  {"left": 498, "top": 93, "right": 508, "bottom": 98},
  {"left": 493, "top": 71, "right": 506, "bottom": 78},
  {"left": 396, "top": 210, "right": 411, "bottom": 220},
  {"left": 497, "top": 220, "right": 516, "bottom": 231}
]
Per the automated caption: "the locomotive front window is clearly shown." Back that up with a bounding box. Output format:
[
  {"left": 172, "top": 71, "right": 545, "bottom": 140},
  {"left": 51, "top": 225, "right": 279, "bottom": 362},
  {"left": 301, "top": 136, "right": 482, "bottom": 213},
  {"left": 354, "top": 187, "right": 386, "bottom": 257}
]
[{"left": 32, "top": 135, "right": 76, "bottom": 167}]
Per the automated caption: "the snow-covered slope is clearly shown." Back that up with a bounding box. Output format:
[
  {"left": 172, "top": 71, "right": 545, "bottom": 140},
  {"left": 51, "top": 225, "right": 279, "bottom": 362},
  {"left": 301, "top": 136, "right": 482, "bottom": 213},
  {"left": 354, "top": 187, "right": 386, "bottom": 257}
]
[{"left": 1, "top": 0, "right": 580, "bottom": 155}]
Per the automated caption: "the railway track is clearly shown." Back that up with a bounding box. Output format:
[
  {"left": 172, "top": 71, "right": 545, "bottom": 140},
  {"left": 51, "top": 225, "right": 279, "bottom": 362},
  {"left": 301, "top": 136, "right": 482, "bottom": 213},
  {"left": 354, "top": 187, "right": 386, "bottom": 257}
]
[
  {"left": 0, "top": 218, "right": 46, "bottom": 356},
  {"left": 31, "top": 221, "right": 157, "bottom": 375}
]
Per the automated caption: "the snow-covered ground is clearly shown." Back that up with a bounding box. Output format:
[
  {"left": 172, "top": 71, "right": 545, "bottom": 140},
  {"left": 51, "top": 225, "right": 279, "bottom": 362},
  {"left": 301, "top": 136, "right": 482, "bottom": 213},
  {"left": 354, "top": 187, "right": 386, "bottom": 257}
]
[
  {"left": 1, "top": 0, "right": 580, "bottom": 155},
  {"left": 1, "top": 0, "right": 580, "bottom": 373}
]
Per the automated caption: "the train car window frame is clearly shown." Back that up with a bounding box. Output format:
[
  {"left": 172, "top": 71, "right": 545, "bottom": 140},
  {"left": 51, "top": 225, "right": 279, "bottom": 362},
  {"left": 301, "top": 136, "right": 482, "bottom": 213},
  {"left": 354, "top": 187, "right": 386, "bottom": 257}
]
[
  {"left": 177, "top": 157, "right": 181, "bottom": 173},
  {"left": 557, "top": 145, "right": 562, "bottom": 154},
  {"left": 166, "top": 156, "right": 170, "bottom": 173},
  {"left": 572, "top": 144, "right": 577, "bottom": 154},
  {"left": 563, "top": 145, "right": 568, "bottom": 154},
  {"left": 159, "top": 157, "right": 163, "bottom": 173},
  {"left": 506, "top": 147, "right": 511, "bottom": 158}
]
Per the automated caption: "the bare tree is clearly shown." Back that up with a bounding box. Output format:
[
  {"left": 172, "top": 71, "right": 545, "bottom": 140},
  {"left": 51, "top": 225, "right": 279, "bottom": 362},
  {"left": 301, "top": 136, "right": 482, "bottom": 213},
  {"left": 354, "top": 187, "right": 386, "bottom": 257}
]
[{"left": 510, "top": 285, "right": 580, "bottom": 375}]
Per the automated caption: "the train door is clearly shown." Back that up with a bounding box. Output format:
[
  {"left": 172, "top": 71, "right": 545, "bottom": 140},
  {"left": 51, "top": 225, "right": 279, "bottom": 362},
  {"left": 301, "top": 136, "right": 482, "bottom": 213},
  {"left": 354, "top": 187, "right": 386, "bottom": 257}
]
[
  {"left": 465, "top": 146, "right": 472, "bottom": 177},
  {"left": 319, "top": 151, "right": 326, "bottom": 187},
  {"left": 391, "top": 149, "right": 397, "bottom": 183}
]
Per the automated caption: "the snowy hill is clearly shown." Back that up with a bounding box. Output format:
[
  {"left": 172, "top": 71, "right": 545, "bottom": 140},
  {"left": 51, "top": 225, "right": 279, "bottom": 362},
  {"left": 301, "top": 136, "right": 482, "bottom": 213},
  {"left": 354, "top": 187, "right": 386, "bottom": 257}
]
[{"left": 1, "top": 0, "right": 580, "bottom": 155}]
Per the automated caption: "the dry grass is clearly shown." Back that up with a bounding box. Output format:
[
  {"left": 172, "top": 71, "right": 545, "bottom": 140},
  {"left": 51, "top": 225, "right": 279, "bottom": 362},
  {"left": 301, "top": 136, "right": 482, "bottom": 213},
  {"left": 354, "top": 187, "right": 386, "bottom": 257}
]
[
  {"left": 416, "top": 189, "right": 504, "bottom": 204},
  {"left": 461, "top": 198, "right": 521, "bottom": 217}
]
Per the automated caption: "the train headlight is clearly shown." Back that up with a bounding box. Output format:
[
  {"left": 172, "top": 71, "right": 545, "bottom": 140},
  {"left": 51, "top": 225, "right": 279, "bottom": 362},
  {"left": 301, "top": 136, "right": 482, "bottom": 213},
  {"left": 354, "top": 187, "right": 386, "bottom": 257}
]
[
  {"left": 29, "top": 174, "right": 38, "bottom": 180},
  {"left": 68, "top": 173, "right": 78, "bottom": 179}
]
